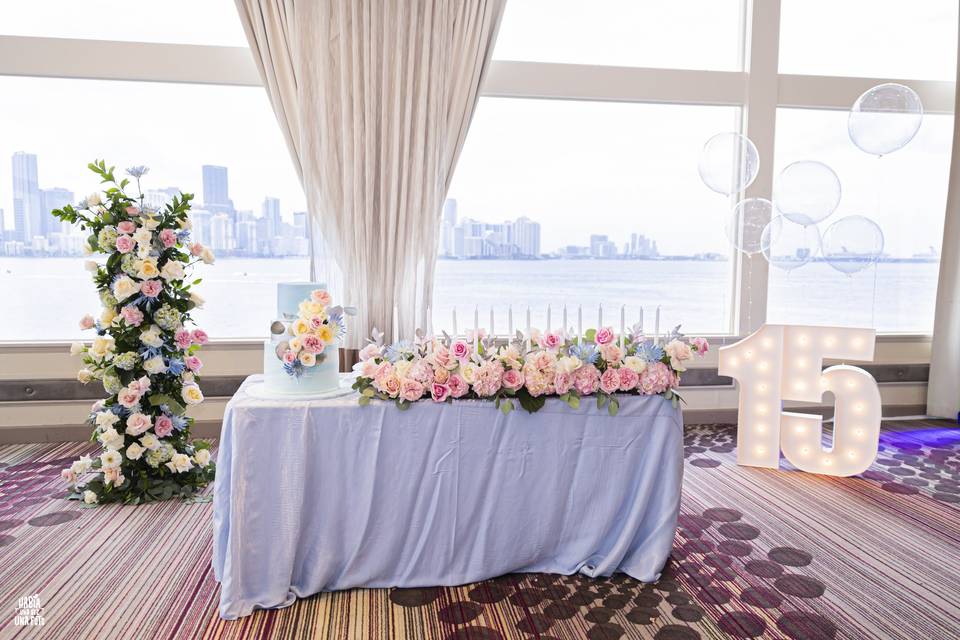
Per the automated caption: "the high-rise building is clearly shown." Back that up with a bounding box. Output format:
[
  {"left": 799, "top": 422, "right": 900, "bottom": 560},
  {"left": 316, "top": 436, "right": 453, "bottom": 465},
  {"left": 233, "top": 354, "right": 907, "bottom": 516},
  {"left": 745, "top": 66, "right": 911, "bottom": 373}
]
[
  {"left": 0, "top": 208, "right": 5, "bottom": 244},
  {"left": 209, "top": 213, "right": 232, "bottom": 252},
  {"left": 293, "top": 211, "right": 307, "bottom": 236},
  {"left": 191, "top": 209, "right": 213, "bottom": 247},
  {"left": 41, "top": 187, "right": 74, "bottom": 236},
  {"left": 12, "top": 152, "right": 42, "bottom": 243},
  {"left": 442, "top": 199, "right": 457, "bottom": 226},
  {"left": 262, "top": 197, "right": 281, "bottom": 240},
  {"left": 510, "top": 217, "right": 541, "bottom": 257},
  {"left": 143, "top": 187, "right": 182, "bottom": 210},
  {"left": 201, "top": 165, "right": 233, "bottom": 214}
]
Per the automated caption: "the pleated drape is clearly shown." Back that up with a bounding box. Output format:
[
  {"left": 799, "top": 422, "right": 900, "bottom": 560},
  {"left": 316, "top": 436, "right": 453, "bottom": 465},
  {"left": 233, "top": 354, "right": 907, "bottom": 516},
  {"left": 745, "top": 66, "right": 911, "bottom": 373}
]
[{"left": 235, "top": 0, "right": 506, "bottom": 347}]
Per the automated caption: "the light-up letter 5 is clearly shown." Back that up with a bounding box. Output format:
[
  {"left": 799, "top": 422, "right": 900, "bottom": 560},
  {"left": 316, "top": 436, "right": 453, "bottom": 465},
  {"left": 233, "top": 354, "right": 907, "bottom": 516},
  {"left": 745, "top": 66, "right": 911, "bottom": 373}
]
[{"left": 718, "top": 324, "right": 880, "bottom": 477}]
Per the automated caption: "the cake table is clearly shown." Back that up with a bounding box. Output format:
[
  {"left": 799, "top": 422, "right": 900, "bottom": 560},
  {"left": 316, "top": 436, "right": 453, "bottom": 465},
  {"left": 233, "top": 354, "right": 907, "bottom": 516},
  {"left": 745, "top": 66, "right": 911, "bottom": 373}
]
[{"left": 212, "top": 374, "right": 684, "bottom": 619}]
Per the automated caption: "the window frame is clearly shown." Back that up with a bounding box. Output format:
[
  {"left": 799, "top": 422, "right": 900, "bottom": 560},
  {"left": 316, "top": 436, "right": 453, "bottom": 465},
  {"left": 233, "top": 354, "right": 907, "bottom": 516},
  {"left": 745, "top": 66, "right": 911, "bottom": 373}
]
[{"left": 0, "top": 0, "right": 954, "bottom": 351}]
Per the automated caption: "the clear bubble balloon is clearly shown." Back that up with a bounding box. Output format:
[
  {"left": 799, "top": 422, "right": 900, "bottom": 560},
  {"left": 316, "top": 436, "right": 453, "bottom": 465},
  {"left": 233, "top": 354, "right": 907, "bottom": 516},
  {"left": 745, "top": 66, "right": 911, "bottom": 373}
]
[
  {"left": 725, "top": 198, "right": 777, "bottom": 255},
  {"left": 848, "top": 83, "right": 923, "bottom": 156},
  {"left": 761, "top": 215, "right": 822, "bottom": 271},
  {"left": 822, "top": 215, "right": 885, "bottom": 275},
  {"left": 698, "top": 132, "right": 760, "bottom": 195},
  {"left": 774, "top": 161, "right": 842, "bottom": 226}
]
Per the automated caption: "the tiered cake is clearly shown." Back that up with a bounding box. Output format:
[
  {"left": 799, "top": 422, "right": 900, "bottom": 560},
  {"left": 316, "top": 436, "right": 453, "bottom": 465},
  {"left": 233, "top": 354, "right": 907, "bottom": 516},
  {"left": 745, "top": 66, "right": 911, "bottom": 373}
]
[{"left": 262, "top": 282, "right": 342, "bottom": 395}]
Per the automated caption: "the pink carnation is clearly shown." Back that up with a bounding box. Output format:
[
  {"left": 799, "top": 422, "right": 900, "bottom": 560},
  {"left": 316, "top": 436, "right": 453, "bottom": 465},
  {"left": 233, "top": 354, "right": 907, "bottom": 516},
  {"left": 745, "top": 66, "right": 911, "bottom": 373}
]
[
  {"left": 117, "top": 221, "right": 136, "bottom": 234},
  {"left": 619, "top": 366, "right": 640, "bottom": 391},
  {"left": 431, "top": 383, "right": 451, "bottom": 403},
  {"left": 159, "top": 229, "right": 178, "bottom": 248},
  {"left": 400, "top": 379, "right": 424, "bottom": 402},
  {"left": 175, "top": 329, "right": 192, "bottom": 349},
  {"left": 501, "top": 368, "right": 525, "bottom": 391},
  {"left": 154, "top": 415, "right": 174, "bottom": 438},
  {"left": 594, "top": 327, "right": 615, "bottom": 345},
  {"left": 447, "top": 373, "right": 469, "bottom": 398},
  {"left": 191, "top": 329, "right": 209, "bottom": 344},
  {"left": 140, "top": 279, "right": 163, "bottom": 298},
  {"left": 185, "top": 355, "right": 203, "bottom": 372},
  {"left": 121, "top": 305, "right": 144, "bottom": 327},
  {"left": 554, "top": 371, "right": 573, "bottom": 395},
  {"left": 573, "top": 364, "right": 601, "bottom": 396},
  {"left": 115, "top": 235, "right": 135, "bottom": 254},
  {"left": 600, "top": 367, "right": 621, "bottom": 394},
  {"left": 451, "top": 340, "right": 471, "bottom": 362}
]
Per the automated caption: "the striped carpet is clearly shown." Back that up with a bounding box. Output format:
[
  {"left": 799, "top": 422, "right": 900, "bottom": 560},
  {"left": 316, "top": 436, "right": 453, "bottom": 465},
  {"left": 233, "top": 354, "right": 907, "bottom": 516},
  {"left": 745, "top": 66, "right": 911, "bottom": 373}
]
[{"left": 0, "top": 419, "right": 958, "bottom": 639}]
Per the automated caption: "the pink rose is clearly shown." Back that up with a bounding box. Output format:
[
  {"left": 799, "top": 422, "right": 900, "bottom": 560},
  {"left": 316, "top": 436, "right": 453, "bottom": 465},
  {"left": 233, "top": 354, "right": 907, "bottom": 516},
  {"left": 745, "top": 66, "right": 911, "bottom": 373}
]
[
  {"left": 600, "top": 343, "right": 623, "bottom": 364},
  {"left": 154, "top": 415, "right": 174, "bottom": 437},
  {"left": 431, "top": 383, "right": 451, "bottom": 402},
  {"left": 175, "top": 329, "right": 192, "bottom": 349},
  {"left": 159, "top": 229, "right": 177, "bottom": 248},
  {"left": 134, "top": 375, "right": 151, "bottom": 393},
  {"left": 600, "top": 367, "right": 620, "bottom": 394},
  {"left": 103, "top": 467, "right": 122, "bottom": 486},
  {"left": 61, "top": 468, "right": 77, "bottom": 483},
  {"left": 501, "top": 368, "right": 525, "bottom": 391},
  {"left": 379, "top": 375, "right": 401, "bottom": 398},
  {"left": 121, "top": 305, "right": 144, "bottom": 327},
  {"left": 191, "top": 329, "right": 209, "bottom": 345},
  {"left": 311, "top": 289, "right": 332, "bottom": 306},
  {"left": 573, "top": 364, "right": 601, "bottom": 396},
  {"left": 554, "top": 371, "right": 573, "bottom": 395},
  {"left": 361, "top": 359, "right": 378, "bottom": 377},
  {"left": 431, "top": 346, "right": 456, "bottom": 370},
  {"left": 115, "top": 235, "right": 135, "bottom": 254},
  {"left": 451, "top": 340, "right": 470, "bottom": 361},
  {"left": 190, "top": 243, "right": 204, "bottom": 257},
  {"left": 594, "top": 327, "right": 615, "bottom": 345},
  {"left": 538, "top": 331, "right": 563, "bottom": 350},
  {"left": 302, "top": 334, "right": 324, "bottom": 354},
  {"left": 692, "top": 337, "right": 710, "bottom": 355},
  {"left": 124, "top": 412, "right": 152, "bottom": 436},
  {"left": 282, "top": 350, "right": 297, "bottom": 365},
  {"left": 447, "top": 373, "right": 469, "bottom": 398},
  {"left": 79, "top": 314, "right": 95, "bottom": 330},
  {"left": 400, "top": 379, "right": 424, "bottom": 402},
  {"left": 185, "top": 355, "right": 203, "bottom": 372},
  {"left": 140, "top": 279, "right": 163, "bottom": 298},
  {"left": 117, "top": 387, "right": 141, "bottom": 408},
  {"left": 619, "top": 366, "right": 640, "bottom": 391},
  {"left": 117, "top": 221, "right": 136, "bottom": 234},
  {"left": 125, "top": 206, "right": 141, "bottom": 216}
]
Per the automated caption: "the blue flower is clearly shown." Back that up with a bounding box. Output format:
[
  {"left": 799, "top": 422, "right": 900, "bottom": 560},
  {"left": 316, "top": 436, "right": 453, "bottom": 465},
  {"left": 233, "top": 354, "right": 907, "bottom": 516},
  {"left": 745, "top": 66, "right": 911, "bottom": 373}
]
[
  {"left": 384, "top": 340, "right": 414, "bottom": 363},
  {"left": 140, "top": 346, "right": 164, "bottom": 361},
  {"left": 283, "top": 360, "right": 304, "bottom": 378},
  {"left": 176, "top": 229, "right": 191, "bottom": 241},
  {"left": 569, "top": 342, "right": 599, "bottom": 365},
  {"left": 636, "top": 341, "right": 665, "bottom": 362},
  {"left": 171, "top": 415, "right": 189, "bottom": 431},
  {"left": 166, "top": 358, "right": 186, "bottom": 375},
  {"left": 126, "top": 165, "right": 150, "bottom": 178}
]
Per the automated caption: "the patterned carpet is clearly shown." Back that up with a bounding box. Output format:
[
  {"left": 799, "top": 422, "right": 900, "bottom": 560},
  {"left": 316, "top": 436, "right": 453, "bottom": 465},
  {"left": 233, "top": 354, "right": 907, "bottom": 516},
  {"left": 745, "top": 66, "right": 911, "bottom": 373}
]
[{"left": 0, "top": 419, "right": 958, "bottom": 640}]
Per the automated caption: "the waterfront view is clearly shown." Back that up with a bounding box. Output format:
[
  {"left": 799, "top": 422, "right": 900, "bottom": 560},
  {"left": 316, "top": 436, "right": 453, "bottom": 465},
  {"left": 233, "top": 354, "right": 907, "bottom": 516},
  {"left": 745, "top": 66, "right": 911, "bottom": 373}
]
[{"left": 0, "top": 256, "right": 939, "bottom": 341}]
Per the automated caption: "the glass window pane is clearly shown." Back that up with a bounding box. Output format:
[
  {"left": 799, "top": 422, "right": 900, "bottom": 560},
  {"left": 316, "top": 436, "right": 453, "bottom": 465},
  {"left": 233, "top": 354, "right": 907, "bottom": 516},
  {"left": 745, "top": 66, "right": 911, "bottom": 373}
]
[
  {"left": 767, "top": 108, "right": 951, "bottom": 333},
  {"left": 0, "top": 0, "right": 247, "bottom": 47},
  {"left": 493, "top": 0, "right": 744, "bottom": 71},
  {"left": 435, "top": 97, "right": 740, "bottom": 336},
  {"left": 0, "top": 76, "right": 307, "bottom": 341},
  {"left": 779, "top": 0, "right": 958, "bottom": 80}
]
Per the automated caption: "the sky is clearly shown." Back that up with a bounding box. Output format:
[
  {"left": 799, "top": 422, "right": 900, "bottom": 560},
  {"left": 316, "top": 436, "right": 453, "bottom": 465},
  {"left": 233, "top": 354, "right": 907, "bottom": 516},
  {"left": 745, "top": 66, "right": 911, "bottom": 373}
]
[{"left": 0, "top": 0, "right": 956, "bottom": 256}]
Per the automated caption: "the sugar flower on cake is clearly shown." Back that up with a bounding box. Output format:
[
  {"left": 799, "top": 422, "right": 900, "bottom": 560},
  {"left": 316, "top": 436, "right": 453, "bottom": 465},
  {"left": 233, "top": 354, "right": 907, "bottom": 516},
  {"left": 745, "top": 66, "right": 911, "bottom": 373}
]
[{"left": 273, "top": 289, "right": 345, "bottom": 378}]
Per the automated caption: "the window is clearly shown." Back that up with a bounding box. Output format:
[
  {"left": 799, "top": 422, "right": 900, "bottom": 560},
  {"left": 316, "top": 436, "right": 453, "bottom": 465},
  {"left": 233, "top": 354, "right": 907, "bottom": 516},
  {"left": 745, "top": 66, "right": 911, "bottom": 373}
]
[
  {"left": 0, "top": 76, "right": 306, "bottom": 340},
  {"left": 434, "top": 98, "right": 739, "bottom": 335},
  {"left": 493, "top": 0, "right": 744, "bottom": 71},
  {"left": 766, "top": 108, "right": 951, "bottom": 332},
  {"left": 0, "top": 0, "right": 248, "bottom": 47},
  {"left": 779, "top": 0, "right": 958, "bottom": 81}
]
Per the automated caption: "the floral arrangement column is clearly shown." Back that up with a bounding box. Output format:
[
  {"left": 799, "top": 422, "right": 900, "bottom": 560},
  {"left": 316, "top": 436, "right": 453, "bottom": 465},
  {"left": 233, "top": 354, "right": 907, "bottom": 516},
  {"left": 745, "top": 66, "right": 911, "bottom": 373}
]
[{"left": 57, "top": 161, "right": 216, "bottom": 505}]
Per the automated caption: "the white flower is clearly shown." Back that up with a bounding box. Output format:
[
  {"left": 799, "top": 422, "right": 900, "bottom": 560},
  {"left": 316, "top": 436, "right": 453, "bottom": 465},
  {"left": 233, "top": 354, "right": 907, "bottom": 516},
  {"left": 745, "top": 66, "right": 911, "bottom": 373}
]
[
  {"left": 556, "top": 356, "right": 583, "bottom": 374},
  {"left": 126, "top": 443, "right": 145, "bottom": 460},
  {"left": 193, "top": 449, "right": 212, "bottom": 467},
  {"left": 181, "top": 371, "right": 195, "bottom": 384},
  {"left": 89, "top": 336, "right": 116, "bottom": 359},
  {"left": 70, "top": 455, "right": 92, "bottom": 475},
  {"left": 136, "top": 257, "right": 160, "bottom": 279},
  {"left": 200, "top": 247, "right": 215, "bottom": 265},
  {"left": 664, "top": 339, "right": 693, "bottom": 372},
  {"left": 100, "top": 307, "right": 118, "bottom": 327},
  {"left": 94, "top": 411, "right": 120, "bottom": 429},
  {"left": 70, "top": 342, "right": 86, "bottom": 356},
  {"left": 139, "top": 433, "right": 161, "bottom": 451},
  {"left": 160, "top": 260, "right": 185, "bottom": 282},
  {"left": 143, "top": 355, "right": 167, "bottom": 374},
  {"left": 139, "top": 325, "right": 164, "bottom": 348},
  {"left": 133, "top": 227, "right": 153, "bottom": 247},
  {"left": 189, "top": 291, "right": 205, "bottom": 308},
  {"left": 98, "top": 427, "right": 125, "bottom": 451},
  {"left": 179, "top": 218, "right": 192, "bottom": 230},
  {"left": 83, "top": 244, "right": 94, "bottom": 256},
  {"left": 181, "top": 384, "right": 204, "bottom": 405},
  {"left": 84, "top": 260, "right": 99, "bottom": 272},
  {"left": 112, "top": 276, "right": 139, "bottom": 301},
  {"left": 85, "top": 192, "right": 102, "bottom": 207},
  {"left": 623, "top": 355, "right": 647, "bottom": 374},
  {"left": 83, "top": 490, "right": 98, "bottom": 505},
  {"left": 77, "top": 368, "right": 93, "bottom": 384},
  {"left": 165, "top": 453, "right": 194, "bottom": 473},
  {"left": 100, "top": 450, "right": 123, "bottom": 469},
  {"left": 143, "top": 215, "right": 161, "bottom": 231}
]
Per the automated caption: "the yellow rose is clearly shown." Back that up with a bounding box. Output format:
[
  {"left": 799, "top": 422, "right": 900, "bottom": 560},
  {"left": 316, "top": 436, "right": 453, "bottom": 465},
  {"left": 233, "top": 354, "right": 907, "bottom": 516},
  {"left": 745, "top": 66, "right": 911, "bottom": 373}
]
[
  {"left": 306, "top": 301, "right": 324, "bottom": 316},
  {"left": 90, "top": 336, "right": 116, "bottom": 359},
  {"left": 181, "top": 384, "right": 204, "bottom": 405},
  {"left": 136, "top": 258, "right": 160, "bottom": 279},
  {"left": 298, "top": 351, "right": 316, "bottom": 367},
  {"left": 289, "top": 336, "right": 303, "bottom": 352},
  {"left": 460, "top": 363, "right": 478, "bottom": 384},
  {"left": 317, "top": 324, "right": 334, "bottom": 343},
  {"left": 291, "top": 319, "right": 310, "bottom": 336},
  {"left": 100, "top": 308, "right": 118, "bottom": 326}
]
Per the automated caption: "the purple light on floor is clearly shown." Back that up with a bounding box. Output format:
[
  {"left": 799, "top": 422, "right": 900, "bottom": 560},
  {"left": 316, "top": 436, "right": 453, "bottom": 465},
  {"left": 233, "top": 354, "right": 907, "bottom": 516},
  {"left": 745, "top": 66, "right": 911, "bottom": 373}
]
[{"left": 880, "top": 426, "right": 960, "bottom": 450}]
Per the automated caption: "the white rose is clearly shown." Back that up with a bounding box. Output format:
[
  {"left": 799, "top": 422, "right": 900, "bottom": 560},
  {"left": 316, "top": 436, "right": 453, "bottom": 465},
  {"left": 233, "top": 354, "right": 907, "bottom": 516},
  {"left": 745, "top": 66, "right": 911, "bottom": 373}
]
[
  {"left": 84, "top": 260, "right": 99, "bottom": 272},
  {"left": 160, "top": 260, "right": 185, "bottom": 282},
  {"left": 200, "top": 247, "right": 216, "bottom": 265},
  {"left": 100, "top": 307, "right": 118, "bottom": 327},
  {"left": 181, "top": 384, "right": 204, "bottom": 405},
  {"left": 133, "top": 228, "right": 153, "bottom": 247},
  {"left": 623, "top": 355, "right": 647, "bottom": 374},
  {"left": 70, "top": 455, "right": 92, "bottom": 475},
  {"left": 98, "top": 428, "right": 125, "bottom": 451},
  {"left": 83, "top": 490, "right": 98, "bottom": 505},
  {"left": 181, "top": 371, "right": 195, "bottom": 384},
  {"left": 126, "top": 443, "right": 145, "bottom": 460},
  {"left": 90, "top": 336, "right": 116, "bottom": 359},
  {"left": 99, "top": 450, "right": 122, "bottom": 469},
  {"left": 193, "top": 449, "right": 211, "bottom": 466},
  {"left": 94, "top": 411, "right": 120, "bottom": 428},
  {"left": 70, "top": 342, "right": 85, "bottom": 356},
  {"left": 557, "top": 356, "right": 582, "bottom": 374},
  {"left": 143, "top": 215, "right": 161, "bottom": 231},
  {"left": 394, "top": 359, "right": 413, "bottom": 379},
  {"left": 189, "top": 291, "right": 205, "bottom": 308},
  {"left": 139, "top": 433, "right": 161, "bottom": 450},
  {"left": 143, "top": 355, "right": 167, "bottom": 374},
  {"left": 77, "top": 368, "right": 93, "bottom": 384},
  {"left": 165, "top": 452, "right": 194, "bottom": 473},
  {"left": 112, "top": 276, "right": 139, "bottom": 301},
  {"left": 85, "top": 192, "right": 102, "bottom": 207},
  {"left": 136, "top": 257, "right": 160, "bottom": 279},
  {"left": 139, "top": 325, "right": 164, "bottom": 348}
]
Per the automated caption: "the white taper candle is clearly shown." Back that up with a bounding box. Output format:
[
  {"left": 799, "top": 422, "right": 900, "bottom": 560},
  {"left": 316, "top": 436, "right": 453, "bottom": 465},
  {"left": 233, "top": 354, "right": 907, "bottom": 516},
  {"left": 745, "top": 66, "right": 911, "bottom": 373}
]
[
  {"left": 393, "top": 305, "right": 399, "bottom": 343},
  {"left": 490, "top": 307, "right": 495, "bottom": 340},
  {"left": 508, "top": 305, "right": 513, "bottom": 337},
  {"left": 546, "top": 305, "right": 551, "bottom": 333},
  {"left": 562, "top": 305, "right": 568, "bottom": 339},
  {"left": 577, "top": 305, "right": 583, "bottom": 345},
  {"left": 474, "top": 306, "right": 479, "bottom": 351},
  {"left": 655, "top": 305, "right": 660, "bottom": 345},
  {"left": 452, "top": 307, "right": 458, "bottom": 340},
  {"left": 620, "top": 305, "right": 625, "bottom": 348}
]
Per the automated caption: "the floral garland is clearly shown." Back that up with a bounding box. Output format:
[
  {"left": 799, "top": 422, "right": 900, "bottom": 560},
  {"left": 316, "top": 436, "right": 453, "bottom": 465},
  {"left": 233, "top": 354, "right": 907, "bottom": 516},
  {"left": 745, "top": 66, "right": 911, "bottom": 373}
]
[
  {"left": 353, "top": 326, "right": 708, "bottom": 415},
  {"left": 273, "top": 289, "right": 346, "bottom": 377},
  {"left": 55, "top": 161, "right": 216, "bottom": 505}
]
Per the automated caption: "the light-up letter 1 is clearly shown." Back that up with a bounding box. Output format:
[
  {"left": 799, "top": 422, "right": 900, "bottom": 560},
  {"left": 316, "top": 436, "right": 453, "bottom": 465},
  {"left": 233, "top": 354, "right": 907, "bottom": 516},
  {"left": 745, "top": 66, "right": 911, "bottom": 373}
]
[{"left": 719, "top": 324, "right": 880, "bottom": 477}]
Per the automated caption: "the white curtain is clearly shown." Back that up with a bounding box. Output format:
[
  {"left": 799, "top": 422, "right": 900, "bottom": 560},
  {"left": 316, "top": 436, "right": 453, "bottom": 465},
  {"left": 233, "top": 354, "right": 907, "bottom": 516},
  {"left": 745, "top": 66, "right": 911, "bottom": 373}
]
[{"left": 235, "top": 0, "right": 506, "bottom": 348}]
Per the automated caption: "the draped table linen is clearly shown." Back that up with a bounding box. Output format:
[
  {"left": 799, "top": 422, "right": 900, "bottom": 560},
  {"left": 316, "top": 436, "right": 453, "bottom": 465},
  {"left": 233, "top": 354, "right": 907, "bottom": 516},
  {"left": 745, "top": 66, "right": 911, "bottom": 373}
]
[{"left": 212, "top": 375, "right": 684, "bottom": 619}]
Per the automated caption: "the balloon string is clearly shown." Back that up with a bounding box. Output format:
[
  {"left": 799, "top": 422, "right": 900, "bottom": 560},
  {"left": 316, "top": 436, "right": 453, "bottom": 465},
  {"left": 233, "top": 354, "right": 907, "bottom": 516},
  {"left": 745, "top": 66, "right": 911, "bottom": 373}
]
[{"left": 747, "top": 255, "right": 753, "bottom": 333}]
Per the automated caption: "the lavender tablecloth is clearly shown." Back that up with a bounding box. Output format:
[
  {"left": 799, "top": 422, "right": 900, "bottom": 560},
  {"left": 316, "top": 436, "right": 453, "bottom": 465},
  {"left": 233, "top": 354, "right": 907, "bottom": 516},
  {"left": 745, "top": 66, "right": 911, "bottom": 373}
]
[{"left": 212, "top": 375, "right": 683, "bottom": 619}]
